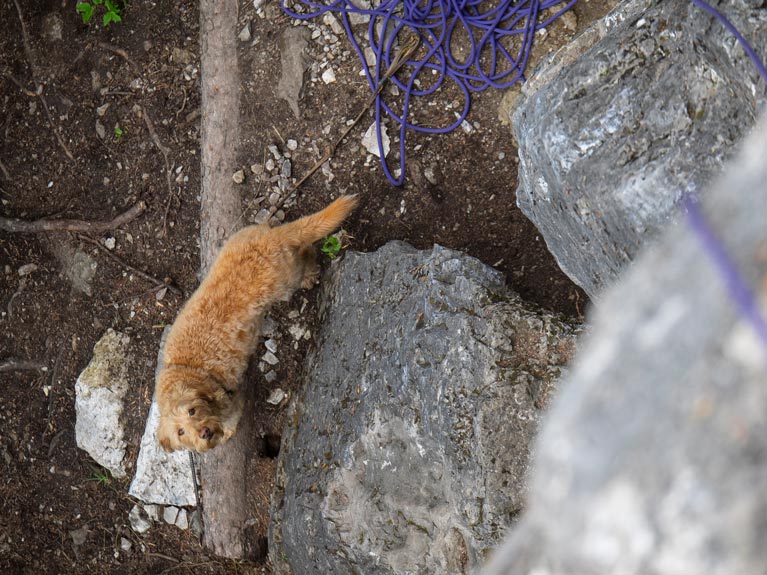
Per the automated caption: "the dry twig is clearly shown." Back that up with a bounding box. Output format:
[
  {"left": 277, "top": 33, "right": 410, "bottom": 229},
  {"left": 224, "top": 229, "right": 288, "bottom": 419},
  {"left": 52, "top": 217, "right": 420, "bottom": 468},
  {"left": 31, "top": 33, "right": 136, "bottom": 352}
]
[
  {"left": 77, "top": 233, "right": 182, "bottom": 296},
  {"left": 98, "top": 42, "right": 143, "bottom": 77},
  {"left": 47, "top": 344, "right": 67, "bottom": 417},
  {"left": 11, "top": 0, "right": 39, "bottom": 78},
  {"left": 0, "top": 159, "right": 10, "bottom": 180},
  {"left": 12, "top": 0, "right": 76, "bottom": 163},
  {"left": 6, "top": 276, "right": 27, "bottom": 318},
  {"left": 139, "top": 107, "right": 176, "bottom": 234},
  {"left": 0, "top": 201, "right": 146, "bottom": 234},
  {"left": 0, "top": 358, "right": 47, "bottom": 373},
  {"left": 274, "top": 35, "right": 421, "bottom": 212}
]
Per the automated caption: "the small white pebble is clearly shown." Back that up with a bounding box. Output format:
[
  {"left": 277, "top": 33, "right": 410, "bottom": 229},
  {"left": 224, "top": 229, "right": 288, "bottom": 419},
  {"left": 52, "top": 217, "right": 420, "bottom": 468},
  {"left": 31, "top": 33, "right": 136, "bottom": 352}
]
[
  {"left": 322, "top": 68, "right": 337, "bottom": 84},
  {"left": 266, "top": 388, "right": 286, "bottom": 405}
]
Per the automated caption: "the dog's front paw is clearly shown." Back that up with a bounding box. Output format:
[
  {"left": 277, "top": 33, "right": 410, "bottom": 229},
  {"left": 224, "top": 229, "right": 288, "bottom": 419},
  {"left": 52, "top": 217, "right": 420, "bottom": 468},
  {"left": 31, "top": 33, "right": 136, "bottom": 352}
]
[
  {"left": 222, "top": 424, "right": 237, "bottom": 441},
  {"left": 301, "top": 265, "right": 320, "bottom": 289}
]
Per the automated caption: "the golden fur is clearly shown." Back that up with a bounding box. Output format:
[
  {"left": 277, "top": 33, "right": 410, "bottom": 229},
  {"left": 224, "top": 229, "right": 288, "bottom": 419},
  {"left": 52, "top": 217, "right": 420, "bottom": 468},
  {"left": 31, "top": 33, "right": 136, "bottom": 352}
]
[{"left": 156, "top": 195, "right": 358, "bottom": 452}]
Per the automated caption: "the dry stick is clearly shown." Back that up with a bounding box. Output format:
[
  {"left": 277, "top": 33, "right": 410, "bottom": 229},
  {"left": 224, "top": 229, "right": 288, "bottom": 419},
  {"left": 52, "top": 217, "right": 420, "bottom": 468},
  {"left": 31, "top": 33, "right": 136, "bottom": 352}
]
[
  {"left": 0, "top": 201, "right": 146, "bottom": 233},
  {"left": 11, "top": 0, "right": 39, "bottom": 78},
  {"left": 6, "top": 277, "right": 26, "bottom": 318},
  {"left": 0, "top": 159, "right": 10, "bottom": 180},
  {"left": 38, "top": 91, "right": 76, "bottom": 162},
  {"left": 273, "top": 35, "right": 421, "bottom": 213},
  {"left": 47, "top": 344, "right": 66, "bottom": 417},
  {"left": 0, "top": 358, "right": 47, "bottom": 373},
  {"left": 99, "top": 36, "right": 178, "bottom": 232},
  {"left": 4, "top": 74, "right": 37, "bottom": 97},
  {"left": 77, "top": 233, "right": 182, "bottom": 296},
  {"left": 146, "top": 552, "right": 180, "bottom": 563},
  {"left": 12, "top": 0, "right": 76, "bottom": 163},
  {"left": 98, "top": 42, "right": 143, "bottom": 77},
  {"left": 140, "top": 108, "right": 176, "bottom": 235}
]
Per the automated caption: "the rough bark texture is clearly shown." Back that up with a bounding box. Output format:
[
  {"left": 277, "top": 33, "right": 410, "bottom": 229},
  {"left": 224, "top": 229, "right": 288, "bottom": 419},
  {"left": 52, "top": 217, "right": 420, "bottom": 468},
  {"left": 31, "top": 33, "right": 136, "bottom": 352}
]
[
  {"left": 198, "top": 0, "right": 256, "bottom": 560},
  {"left": 200, "top": 0, "right": 241, "bottom": 277}
]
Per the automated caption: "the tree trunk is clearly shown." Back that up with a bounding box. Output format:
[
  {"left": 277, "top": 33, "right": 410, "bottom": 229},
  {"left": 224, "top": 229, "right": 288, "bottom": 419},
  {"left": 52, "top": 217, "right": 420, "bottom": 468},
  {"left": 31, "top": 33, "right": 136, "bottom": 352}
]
[{"left": 198, "top": 0, "right": 257, "bottom": 559}]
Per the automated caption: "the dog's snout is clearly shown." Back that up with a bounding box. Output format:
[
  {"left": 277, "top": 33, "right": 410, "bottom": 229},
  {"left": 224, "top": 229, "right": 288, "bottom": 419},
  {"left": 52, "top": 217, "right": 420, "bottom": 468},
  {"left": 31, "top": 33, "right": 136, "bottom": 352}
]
[{"left": 199, "top": 426, "right": 213, "bottom": 441}]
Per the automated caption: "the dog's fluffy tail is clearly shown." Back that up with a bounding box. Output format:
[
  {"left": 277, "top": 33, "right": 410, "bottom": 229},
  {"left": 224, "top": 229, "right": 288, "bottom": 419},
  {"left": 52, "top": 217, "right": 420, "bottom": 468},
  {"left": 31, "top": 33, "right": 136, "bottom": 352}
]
[{"left": 280, "top": 195, "right": 358, "bottom": 247}]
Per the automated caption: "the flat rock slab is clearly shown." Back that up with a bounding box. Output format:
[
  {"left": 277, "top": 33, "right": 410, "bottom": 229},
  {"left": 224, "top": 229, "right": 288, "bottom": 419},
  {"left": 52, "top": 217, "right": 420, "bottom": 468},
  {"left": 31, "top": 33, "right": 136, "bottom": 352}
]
[
  {"left": 510, "top": 0, "right": 767, "bottom": 299},
  {"left": 75, "top": 329, "right": 131, "bottom": 478},
  {"left": 128, "top": 327, "right": 196, "bottom": 507},
  {"left": 486, "top": 115, "right": 767, "bottom": 575},
  {"left": 270, "top": 242, "right": 580, "bottom": 574}
]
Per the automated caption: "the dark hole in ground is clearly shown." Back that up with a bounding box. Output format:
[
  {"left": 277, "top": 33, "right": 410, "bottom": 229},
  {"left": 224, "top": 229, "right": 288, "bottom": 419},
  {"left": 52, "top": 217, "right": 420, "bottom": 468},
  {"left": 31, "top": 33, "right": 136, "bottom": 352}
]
[{"left": 258, "top": 434, "right": 282, "bottom": 459}]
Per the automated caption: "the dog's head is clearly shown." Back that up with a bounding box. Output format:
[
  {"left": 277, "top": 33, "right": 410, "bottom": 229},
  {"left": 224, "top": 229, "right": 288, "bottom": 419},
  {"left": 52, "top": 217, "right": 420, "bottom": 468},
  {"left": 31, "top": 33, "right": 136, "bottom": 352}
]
[{"left": 156, "top": 368, "right": 232, "bottom": 453}]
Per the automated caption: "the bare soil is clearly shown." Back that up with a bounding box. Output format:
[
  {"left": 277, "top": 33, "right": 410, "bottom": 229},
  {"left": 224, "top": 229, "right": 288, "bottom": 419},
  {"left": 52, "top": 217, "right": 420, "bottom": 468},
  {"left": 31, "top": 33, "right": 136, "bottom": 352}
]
[{"left": 0, "top": 0, "right": 613, "bottom": 573}]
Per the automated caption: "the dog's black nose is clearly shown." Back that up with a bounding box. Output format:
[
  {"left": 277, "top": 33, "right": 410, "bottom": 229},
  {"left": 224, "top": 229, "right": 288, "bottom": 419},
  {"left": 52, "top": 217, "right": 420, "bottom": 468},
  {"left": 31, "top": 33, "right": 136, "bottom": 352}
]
[{"left": 199, "top": 427, "right": 213, "bottom": 440}]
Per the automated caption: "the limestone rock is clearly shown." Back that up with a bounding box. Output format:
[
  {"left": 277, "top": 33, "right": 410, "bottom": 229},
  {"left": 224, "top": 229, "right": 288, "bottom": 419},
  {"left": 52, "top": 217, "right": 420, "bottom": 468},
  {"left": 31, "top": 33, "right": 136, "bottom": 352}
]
[
  {"left": 47, "top": 237, "right": 97, "bottom": 296},
  {"left": 486, "top": 115, "right": 767, "bottom": 575},
  {"left": 129, "top": 328, "right": 196, "bottom": 507},
  {"left": 128, "top": 505, "right": 152, "bottom": 534},
  {"left": 276, "top": 27, "right": 309, "bottom": 119},
  {"left": 362, "top": 122, "right": 390, "bottom": 158},
  {"left": 270, "top": 243, "right": 580, "bottom": 574},
  {"left": 75, "top": 330, "right": 131, "bottom": 478},
  {"left": 509, "top": 0, "right": 767, "bottom": 299}
]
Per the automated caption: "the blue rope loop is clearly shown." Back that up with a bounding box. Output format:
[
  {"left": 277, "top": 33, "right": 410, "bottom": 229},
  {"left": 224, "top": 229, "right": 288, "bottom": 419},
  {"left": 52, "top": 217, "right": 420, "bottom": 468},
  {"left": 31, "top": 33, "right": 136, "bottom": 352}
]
[{"left": 281, "top": 0, "right": 577, "bottom": 185}]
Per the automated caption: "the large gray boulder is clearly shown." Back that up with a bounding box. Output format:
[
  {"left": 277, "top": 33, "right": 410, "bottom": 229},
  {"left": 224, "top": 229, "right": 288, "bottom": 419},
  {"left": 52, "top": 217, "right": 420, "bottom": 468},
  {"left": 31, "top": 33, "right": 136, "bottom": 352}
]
[
  {"left": 510, "top": 0, "right": 767, "bottom": 299},
  {"left": 486, "top": 116, "right": 767, "bottom": 574},
  {"left": 270, "top": 243, "right": 580, "bottom": 574}
]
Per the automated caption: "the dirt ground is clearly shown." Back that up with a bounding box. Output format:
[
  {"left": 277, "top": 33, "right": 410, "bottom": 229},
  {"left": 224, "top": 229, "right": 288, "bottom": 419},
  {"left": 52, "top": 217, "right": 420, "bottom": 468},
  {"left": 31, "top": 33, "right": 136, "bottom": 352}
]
[{"left": 0, "top": 0, "right": 614, "bottom": 573}]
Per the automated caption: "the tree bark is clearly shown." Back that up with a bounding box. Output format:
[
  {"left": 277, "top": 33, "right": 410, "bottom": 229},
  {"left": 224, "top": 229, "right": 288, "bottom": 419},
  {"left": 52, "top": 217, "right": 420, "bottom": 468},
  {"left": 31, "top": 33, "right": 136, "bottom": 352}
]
[{"left": 198, "top": 0, "right": 257, "bottom": 560}]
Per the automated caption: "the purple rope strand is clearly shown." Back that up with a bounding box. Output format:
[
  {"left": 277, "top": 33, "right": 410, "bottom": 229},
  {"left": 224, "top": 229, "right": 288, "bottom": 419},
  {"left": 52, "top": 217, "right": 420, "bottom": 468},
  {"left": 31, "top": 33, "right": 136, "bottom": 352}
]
[
  {"left": 689, "top": 0, "right": 767, "bottom": 83},
  {"left": 684, "top": 1, "right": 767, "bottom": 364},
  {"left": 683, "top": 197, "right": 767, "bottom": 363}
]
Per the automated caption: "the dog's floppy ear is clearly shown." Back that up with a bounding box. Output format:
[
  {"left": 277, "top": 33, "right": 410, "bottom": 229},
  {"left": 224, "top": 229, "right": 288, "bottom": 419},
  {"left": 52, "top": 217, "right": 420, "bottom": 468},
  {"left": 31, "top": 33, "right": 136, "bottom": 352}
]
[{"left": 211, "top": 385, "right": 232, "bottom": 405}]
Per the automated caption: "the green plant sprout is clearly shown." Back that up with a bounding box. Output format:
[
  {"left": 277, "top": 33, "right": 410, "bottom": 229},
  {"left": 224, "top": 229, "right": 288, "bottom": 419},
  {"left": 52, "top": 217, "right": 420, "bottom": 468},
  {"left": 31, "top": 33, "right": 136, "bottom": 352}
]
[
  {"left": 114, "top": 125, "right": 123, "bottom": 142},
  {"left": 321, "top": 235, "right": 342, "bottom": 259},
  {"left": 87, "top": 466, "right": 111, "bottom": 487},
  {"left": 77, "top": 0, "right": 123, "bottom": 27}
]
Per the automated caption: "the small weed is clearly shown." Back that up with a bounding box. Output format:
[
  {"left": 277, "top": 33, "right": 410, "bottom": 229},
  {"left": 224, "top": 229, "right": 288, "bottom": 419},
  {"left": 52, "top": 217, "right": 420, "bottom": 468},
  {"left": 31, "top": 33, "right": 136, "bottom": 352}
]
[
  {"left": 114, "top": 125, "right": 123, "bottom": 142},
  {"left": 87, "top": 466, "right": 111, "bottom": 487},
  {"left": 321, "top": 235, "right": 342, "bottom": 260},
  {"left": 77, "top": 0, "right": 123, "bottom": 27}
]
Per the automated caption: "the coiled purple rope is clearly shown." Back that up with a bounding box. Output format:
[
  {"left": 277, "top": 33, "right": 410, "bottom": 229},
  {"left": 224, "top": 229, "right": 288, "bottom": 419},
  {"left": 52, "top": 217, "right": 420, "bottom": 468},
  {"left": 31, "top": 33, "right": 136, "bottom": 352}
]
[{"left": 281, "top": 0, "right": 576, "bottom": 185}]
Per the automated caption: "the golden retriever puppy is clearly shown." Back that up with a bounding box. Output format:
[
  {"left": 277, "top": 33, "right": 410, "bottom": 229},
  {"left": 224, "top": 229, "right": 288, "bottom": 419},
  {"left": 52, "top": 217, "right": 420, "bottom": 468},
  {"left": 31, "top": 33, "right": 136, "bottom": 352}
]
[{"left": 156, "top": 195, "right": 358, "bottom": 452}]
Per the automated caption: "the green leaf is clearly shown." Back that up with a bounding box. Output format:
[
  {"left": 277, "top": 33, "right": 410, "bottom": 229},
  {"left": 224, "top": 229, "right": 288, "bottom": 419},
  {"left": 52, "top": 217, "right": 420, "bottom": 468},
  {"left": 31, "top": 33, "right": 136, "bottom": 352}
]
[
  {"left": 76, "top": 2, "right": 94, "bottom": 23},
  {"left": 321, "top": 236, "right": 342, "bottom": 259},
  {"left": 93, "top": 0, "right": 103, "bottom": 5},
  {"left": 105, "top": 0, "right": 120, "bottom": 12}
]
